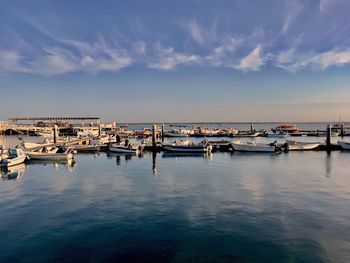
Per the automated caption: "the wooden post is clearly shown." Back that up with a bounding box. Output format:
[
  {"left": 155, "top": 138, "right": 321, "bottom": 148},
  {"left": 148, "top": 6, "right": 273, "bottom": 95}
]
[
  {"left": 250, "top": 123, "right": 253, "bottom": 132},
  {"left": 98, "top": 124, "right": 101, "bottom": 137},
  {"left": 152, "top": 124, "right": 157, "bottom": 151},
  {"left": 326, "top": 124, "right": 331, "bottom": 152},
  {"left": 161, "top": 124, "right": 165, "bottom": 142},
  {"left": 340, "top": 122, "right": 344, "bottom": 137},
  {"left": 53, "top": 124, "right": 58, "bottom": 144}
]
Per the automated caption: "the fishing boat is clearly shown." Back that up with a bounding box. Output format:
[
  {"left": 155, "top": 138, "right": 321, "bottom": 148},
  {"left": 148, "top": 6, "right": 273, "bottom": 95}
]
[
  {"left": 164, "top": 128, "right": 192, "bottom": 137},
  {"left": 274, "top": 124, "right": 301, "bottom": 133},
  {"left": 285, "top": 140, "right": 320, "bottom": 151},
  {"left": 0, "top": 148, "right": 27, "bottom": 167},
  {"left": 232, "top": 132, "right": 259, "bottom": 138},
  {"left": 266, "top": 131, "right": 289, "bottom": 138},
  {"left": 231, "top": 141, "right": 279, "bottom": 152},
  {"left": 163, "top": 140, "right": 212, "bottom": 153},
  {"left": 338, "top": 141, "right": 350, "bottom": 150},
  {"left": 25, "top": 146, "right": 74, "bottom": 161},
  {"left": 108, "top": 142, "right": 142, "bottom": 154}
]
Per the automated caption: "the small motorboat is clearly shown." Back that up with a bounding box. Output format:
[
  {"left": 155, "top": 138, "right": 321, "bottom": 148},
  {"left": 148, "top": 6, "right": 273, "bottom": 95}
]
[
  {"left": 0, "top": 148, "right": 27, "bottom": 167},
  {"left": 284, "top": 140, "right": 320, "bottom": 151},
  {"left": 266, "top": 131, "right": 289, "bottom": 138},
  {"left": 108, "top": 141, "right": 142, "bottom": 154},
  {"left": 25, "top": 146, "right": 74, "bottom": 161},
  {"left": 231, "top": 141, "right": 279, "bottom": 152},
  {"left": 338, "top": 141, "right": 350, "bottom": 150},
  {"left": 232, "top": 132, "right": 259, "bottom": 138},
  {"left": 163, "top": 140, "right": 212, "bottom": 153}
]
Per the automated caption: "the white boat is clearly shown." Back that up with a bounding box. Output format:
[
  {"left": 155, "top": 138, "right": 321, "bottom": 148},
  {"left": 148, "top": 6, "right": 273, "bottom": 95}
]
[
  {"left": 266, "top": 131, "right": 289, "bottom": 138},
  {"left": 231, "top": 141, "right": 278, "bottom": 152},
  {"left": 163, "top": 140, "right": 212, "bottom": 153},
  {"left": 26, "top": 146, "right": 74, "bottom": 161},
  {"left": 232, "top": 132, "right": 259, "bottom": 138},
  {"left": 164, "top": 128, "right": 192, "bottom": 137},
  {"left": 108, "top": 142, "right": 141, "bottom": 154},
  {"left": 0, "top": 148, "right": 27, "bottom": 167},
  {"left": 285, "top": 140, "right": 320, "bottom": 151},
  {"left": 73, "top": 144, "right": 102, "bottom": 152},
  {"left": 338, "top": 141, "right": 350, "bottom": 150}
]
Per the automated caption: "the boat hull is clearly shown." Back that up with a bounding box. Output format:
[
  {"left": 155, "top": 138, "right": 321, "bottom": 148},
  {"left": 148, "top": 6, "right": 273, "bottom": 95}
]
[
  {"left": 286, "top": 141, "right": 320, "bottom": 151},
  {"left": 338, "top": 141, "right": 350, "bottom": 150},
  {"left": 27, "top": 152, "right": 74, "bottom": 161},
  {"left": 0, "top": 155, "right": 26, "bottom": 167},
  {"left": 231, "top": 142, "right": 276, "bottom": 152},
  {"left": 109, "top": 145, "right": 139, "bottom": 154}
]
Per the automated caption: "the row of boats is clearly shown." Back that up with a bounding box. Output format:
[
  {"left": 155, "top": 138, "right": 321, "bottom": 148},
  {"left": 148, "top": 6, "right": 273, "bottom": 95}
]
[{"left": 2, "top": 135, "right": 350, "bottom": 168}]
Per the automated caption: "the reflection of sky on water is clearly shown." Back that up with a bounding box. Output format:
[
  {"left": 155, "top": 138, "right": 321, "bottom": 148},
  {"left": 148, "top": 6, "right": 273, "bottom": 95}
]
[{"left": 0, "top": 139, "right": 349, "bottom": 261}]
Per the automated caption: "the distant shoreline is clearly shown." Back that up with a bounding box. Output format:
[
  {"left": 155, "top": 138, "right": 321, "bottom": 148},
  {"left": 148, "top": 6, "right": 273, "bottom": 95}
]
[{"left": 117, "top": 121, "right": 349, "bottom": 125}]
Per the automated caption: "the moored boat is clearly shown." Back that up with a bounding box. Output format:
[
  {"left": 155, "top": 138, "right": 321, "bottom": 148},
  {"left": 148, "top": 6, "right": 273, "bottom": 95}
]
[
  {"left": 232, "top": 132, "right": 259, "bottom": 138},
  {"left": 0, "top": 148, "right": 27, "bottom": 167},
  {"left": 266, "top": 131, "right": 289, "bottom": 138},
  {"left": 285, "top": 140, "right": 320, "bottom": 151},
  {"left": 338, "top": 141, "right": 350, "bottom": 150},
  {"left": 25, "top": 146, "right": 74, "bottom": 160},
  {"left": 231, "top": 141, "right": 279, "bottom": 152},
  {"left": 163, "top": 140, "right": 212, "bottom": 153},
  {"left": 108, "top": 141, "right": 142, "bottom": 154},
  {"left": 274, "top": 124, "right": 301, "bottom": 133}
]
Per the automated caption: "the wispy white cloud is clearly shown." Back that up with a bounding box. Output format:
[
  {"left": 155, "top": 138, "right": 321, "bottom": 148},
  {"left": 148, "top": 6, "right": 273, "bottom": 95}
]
[
  {"left": 0, "top": 50, "right": 29, "bottom": 73},
  {"left": 275, "top": 48, "right": 350, "bottom": 71},
  {"left": 319, "top": 0, "right": 347, "bottom": 13},
  {"left": 282, "top": 0, "right": 304, "bottom": 33},
  {"left": 307, "top": 49, "right": 350, "bottom": 69},
  {"left": 0, "top": 36, "right": 133, "bottom": 75},
  {"left": 147, "top": 45, "right": 199, "bottom": 70},
  {"left": 186, "top": 20, "right": 206, "bottom": 46},
  {"left": 234, "top": 45, "right": 265, "bottom": 72}
]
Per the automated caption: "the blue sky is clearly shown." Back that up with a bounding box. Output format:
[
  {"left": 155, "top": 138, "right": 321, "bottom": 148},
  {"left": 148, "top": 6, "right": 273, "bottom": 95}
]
[{"left": 1, "top": 0, "right": 350, "bottom": 122}]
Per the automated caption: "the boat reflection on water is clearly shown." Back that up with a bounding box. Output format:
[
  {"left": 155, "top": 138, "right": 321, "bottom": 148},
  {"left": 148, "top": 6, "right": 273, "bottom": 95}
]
[
  {"left": 1, "top": 163, "right": 26, "bottom": 180},
  {"left": 107, "top": 151, "right": 143, "bottom": 165},
  {"left": 162, "top": 152, "right": 212, "bottom": 159},
  {"left": 27, "top": 159, "right": 77, "bottom": 172}
]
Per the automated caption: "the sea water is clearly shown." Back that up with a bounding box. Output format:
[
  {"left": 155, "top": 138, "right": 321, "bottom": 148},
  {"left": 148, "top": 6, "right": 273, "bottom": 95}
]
[{"left": 0, "top": 132, "right": 349, "bottom": 262}]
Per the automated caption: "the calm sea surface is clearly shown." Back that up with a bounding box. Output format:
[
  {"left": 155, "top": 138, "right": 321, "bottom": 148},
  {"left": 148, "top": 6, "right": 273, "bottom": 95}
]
[{"left": 0, "top": 131, "right": 350, "bottom": 262}]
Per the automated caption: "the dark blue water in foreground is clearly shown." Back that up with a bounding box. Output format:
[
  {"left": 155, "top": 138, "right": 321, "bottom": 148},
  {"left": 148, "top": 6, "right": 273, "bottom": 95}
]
[{"left": 1, "top": 136, "right": 350, "bottom": 262}]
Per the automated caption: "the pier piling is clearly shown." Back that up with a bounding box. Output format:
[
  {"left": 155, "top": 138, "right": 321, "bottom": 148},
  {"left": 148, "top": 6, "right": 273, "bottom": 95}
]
[
  {"left": 53, "top": 125, "right": 58, "bottom": 144},
  {"left": 326, "top": 124, "right": 332, "bottom": 152},
  {"left": 340, "top": 123, "right": 344, "bottom": 137},
  {"left": 161, "top": 124, "right": 165, "bottom": 142},
  {"left": 152, "top": 124, "right": 157, "bottom": 151}
]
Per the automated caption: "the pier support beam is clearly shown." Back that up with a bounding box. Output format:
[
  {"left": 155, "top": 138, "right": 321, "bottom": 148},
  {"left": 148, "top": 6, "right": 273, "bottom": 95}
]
[
  {"left": 161, "top": 124, "right": 165, "bottom": 142},
  {"left": 152, "top": 124, "right": 157, "bottom": 151},
  {"left": 326, "top": 124, "right": 332, "bottom": 152},
  {"left": 340, "top": 122, "right": 344, "bottom": 137},
  {"left": 98, "top": 124, "right": 102, "bottom": 137},
  {"left": 53, "top": 125, "right": 58, "bottom": 144}
]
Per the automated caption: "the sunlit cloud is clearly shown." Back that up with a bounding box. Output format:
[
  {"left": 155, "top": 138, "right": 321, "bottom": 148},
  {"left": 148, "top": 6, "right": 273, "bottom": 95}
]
[
  {"left": 234, "top": 45, "right": 265, "bottom": 72},
  {"left": 275, "top": 48, "right": 350, "bottom": 71},
  {"left": 147, "top": 45, "right": 199, "bottom": 70}
]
